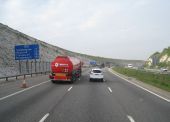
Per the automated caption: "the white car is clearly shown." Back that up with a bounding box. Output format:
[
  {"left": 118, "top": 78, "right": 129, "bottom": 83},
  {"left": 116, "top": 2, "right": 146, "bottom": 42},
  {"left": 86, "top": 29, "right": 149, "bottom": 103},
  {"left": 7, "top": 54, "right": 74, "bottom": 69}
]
[
  {"left": 127, "top": 64, "right": 133, "bottom": 68},
  {"left": 89, "top": 68, "right": 104, "bottom": 82},
  {"left": 160, "top": 68, "right": 168, "bottom": 72}
]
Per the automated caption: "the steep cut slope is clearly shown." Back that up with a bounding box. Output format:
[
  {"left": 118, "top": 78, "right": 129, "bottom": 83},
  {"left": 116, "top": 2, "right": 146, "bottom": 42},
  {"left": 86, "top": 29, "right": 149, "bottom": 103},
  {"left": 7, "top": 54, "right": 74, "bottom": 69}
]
[
  {"left": 0, "top": 23, "right": 88, "bottom": 76},
  {"left": 0, "top": 23, "right": 144, "bottom": 76},
  {"left": 146, "top": 47, "right": 170, "bottom": 68}
]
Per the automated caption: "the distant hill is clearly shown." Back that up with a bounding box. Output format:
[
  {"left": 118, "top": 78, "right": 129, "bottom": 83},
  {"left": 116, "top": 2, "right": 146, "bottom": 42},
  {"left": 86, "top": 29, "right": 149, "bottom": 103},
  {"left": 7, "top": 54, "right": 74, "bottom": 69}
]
[
  {"left": 0, "top": 23, "right": 144, "bottom": 76},
  {"left": 146, "top": 47, "right": 170, "bottom": 68}
]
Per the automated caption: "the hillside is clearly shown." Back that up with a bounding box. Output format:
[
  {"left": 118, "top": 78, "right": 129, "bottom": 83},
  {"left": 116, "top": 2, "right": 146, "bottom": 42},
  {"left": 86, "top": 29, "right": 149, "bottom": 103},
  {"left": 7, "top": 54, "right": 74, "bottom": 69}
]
[
  {"left": 0, "top": 23, "right": 144, "bottom": 77},
  {"left": 146, "top": 47, "right": 170, "bottom": 68}
]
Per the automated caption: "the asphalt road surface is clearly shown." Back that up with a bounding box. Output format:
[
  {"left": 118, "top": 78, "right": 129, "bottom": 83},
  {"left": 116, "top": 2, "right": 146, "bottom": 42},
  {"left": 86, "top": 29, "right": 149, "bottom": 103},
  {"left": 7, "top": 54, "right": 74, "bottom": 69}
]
[{"left": 0, "top": 68, "right": 170, "bottom": 122}]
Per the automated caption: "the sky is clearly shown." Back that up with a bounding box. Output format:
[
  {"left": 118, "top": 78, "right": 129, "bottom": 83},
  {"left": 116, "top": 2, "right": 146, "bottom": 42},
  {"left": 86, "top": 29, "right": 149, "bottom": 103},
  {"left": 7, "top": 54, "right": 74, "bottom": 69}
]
[{"left": 0, "top": 0, "right": 170, "bottom": 60}]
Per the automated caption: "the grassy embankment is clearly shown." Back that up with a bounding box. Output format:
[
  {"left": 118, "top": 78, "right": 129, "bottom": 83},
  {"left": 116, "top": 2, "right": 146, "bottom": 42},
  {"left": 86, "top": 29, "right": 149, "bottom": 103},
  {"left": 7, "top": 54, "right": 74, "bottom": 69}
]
[{"left": 113, "top": 67, "right": 170, "bottom": 92}]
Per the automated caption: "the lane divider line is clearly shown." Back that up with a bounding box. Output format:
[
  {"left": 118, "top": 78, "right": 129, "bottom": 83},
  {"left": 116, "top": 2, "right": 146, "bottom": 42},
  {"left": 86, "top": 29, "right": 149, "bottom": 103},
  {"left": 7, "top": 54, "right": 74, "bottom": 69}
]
[
  {"left": 68, "top": 86, "right": 73, "bottom": 92},
  {"left": 0, "top": 80, "right": 50, "bottom": 101},
  {"left": 108, "top": 87, "right": 112, "bottom": 93},
  {"left": 127, "top": 115, "right": 135, "bottom": 122},
  {"left": 108, "top": 69, "right": 170, "bottom": 103},
  {"left": 39, "top": 113, "right": 49, "bottom": 122}
]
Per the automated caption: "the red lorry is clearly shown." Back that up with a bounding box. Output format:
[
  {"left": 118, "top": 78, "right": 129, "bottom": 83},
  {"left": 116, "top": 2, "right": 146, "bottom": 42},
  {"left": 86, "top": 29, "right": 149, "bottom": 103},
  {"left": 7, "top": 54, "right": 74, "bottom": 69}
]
[{"left": 49, "top": 56, "right": 82, "bottom": 83}]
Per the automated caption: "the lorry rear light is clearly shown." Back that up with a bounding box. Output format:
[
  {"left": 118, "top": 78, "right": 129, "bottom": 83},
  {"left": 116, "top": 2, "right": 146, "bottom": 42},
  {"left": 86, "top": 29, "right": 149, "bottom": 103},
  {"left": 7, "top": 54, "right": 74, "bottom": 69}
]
[
  {"left": 49, "top": 75, "right": 54, "bottom": 79},
  {"left": 63, "top": 68, "right": 68, "bottom": 72}
]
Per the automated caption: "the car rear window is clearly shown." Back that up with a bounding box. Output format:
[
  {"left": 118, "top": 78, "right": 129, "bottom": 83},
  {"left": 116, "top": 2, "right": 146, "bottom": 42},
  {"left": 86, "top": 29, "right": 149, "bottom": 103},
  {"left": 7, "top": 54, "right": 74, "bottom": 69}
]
[{"left": 93, "top": 70, "right": 101, "bottom": 73}]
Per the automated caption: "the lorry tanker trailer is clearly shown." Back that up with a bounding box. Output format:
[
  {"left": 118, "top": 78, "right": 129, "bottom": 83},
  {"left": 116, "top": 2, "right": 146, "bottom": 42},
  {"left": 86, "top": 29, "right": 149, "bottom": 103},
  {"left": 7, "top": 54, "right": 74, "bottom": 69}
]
[{"left": 49, "top": 56, "right": 82, "bottom": 83}]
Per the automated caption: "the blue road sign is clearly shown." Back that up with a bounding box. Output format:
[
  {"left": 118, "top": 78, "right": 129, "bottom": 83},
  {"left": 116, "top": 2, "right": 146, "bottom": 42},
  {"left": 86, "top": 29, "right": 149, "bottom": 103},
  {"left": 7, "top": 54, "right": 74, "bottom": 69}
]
[
  {"left": 90, "top": 60, "right": 96, "bottom": 65},
  {"left": 15, "top": 44, "right": 39, "bottom": 60}
]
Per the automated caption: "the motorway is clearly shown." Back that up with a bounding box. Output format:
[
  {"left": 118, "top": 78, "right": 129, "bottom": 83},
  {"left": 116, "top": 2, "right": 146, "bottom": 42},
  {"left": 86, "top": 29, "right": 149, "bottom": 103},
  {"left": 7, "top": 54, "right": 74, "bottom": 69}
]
[{"left": 0, "top": 68, "right": 170, "bottom": 122}]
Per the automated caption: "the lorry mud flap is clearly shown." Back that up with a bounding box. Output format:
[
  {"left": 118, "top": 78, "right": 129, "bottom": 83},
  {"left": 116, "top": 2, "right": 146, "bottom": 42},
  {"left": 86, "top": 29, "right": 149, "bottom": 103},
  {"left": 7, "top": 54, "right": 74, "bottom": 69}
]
[
  {"left": 76, "top": 70, "right": 81, "bottom": 78},
  {"left": 71, "top": 71, "right": 77, "bottom": 83}
]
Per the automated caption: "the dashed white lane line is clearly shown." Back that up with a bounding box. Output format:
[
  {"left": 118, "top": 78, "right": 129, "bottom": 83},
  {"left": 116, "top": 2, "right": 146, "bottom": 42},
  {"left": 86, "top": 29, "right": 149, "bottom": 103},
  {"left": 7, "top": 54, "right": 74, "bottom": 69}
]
[
  {"left": 127, "top": 115, "right": 135, "bottom": 122},
  {"left": 39, "top": 113, "right": 49, "bottom": 122},
  {"left": 68, "top": 86, "right": 73, "bottom": 91},
  {"left": 108, "top": 87, "right": 112, "bottom": 93},
  {"left": 0, "top": 80, "right": 50, "bottom": 101},
  {"left": 109, "top": 69, "right": 170, "bottom": 103}
]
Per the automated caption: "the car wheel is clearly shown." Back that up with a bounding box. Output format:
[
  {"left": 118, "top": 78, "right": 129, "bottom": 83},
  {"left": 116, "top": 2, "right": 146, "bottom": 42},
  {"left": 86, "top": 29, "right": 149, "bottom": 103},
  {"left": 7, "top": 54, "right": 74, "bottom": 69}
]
[{"left": 101, "top": 79, "right": 103, "bottom": 82}]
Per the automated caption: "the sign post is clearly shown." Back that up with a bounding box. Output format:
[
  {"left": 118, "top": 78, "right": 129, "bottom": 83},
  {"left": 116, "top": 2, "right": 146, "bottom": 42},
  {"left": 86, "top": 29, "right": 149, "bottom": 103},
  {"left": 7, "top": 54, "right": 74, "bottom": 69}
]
[
  {"left": 15, "top": 44, "right": 39, "bottom": 74},
  {"left": 35, "top": 59, "right": 37, "bottom": 73},
  {"left": 19, "top": 60, "right": 21, "bottom": 74},
  {"left": 26, "top": 60, "right": 29, "bottom": 73},
  {"left": 15, "top": 44, "right": 40, "bottom": 88}
]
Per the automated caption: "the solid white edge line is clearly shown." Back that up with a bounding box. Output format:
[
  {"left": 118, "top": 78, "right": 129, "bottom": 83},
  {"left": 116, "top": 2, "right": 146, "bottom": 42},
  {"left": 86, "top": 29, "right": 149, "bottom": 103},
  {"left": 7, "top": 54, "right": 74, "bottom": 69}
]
[
  {"left": 108, "top": 87, "right": 112, "bottom": 93},
  {"left": 108, "top": 69, "right": 170, "bottom": 103},
  {"left": 68, "top": 86, "right": 73, "bottom": 91},
  {"left": 0, "top": 80, "right": 50, "bottom": 101},
  {"left": 39, "top": 113, "right": 49, "bottom": 122},
  {"left": 127, "top": 115, "right": 135, "bottom": 122}
]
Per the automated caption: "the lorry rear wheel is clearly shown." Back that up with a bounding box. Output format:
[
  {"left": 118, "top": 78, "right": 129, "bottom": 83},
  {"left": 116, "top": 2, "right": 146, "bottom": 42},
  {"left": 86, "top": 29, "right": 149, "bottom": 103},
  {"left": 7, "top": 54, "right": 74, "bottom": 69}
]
[
  {"left": 70, "top": 80, "right": 74, "bottom": 84},
  {"left": 71, "top": 74, "right": 76, "bottom": 83},
  {"left": 51, "top": 80, "right": 56, "bottom": 83}
]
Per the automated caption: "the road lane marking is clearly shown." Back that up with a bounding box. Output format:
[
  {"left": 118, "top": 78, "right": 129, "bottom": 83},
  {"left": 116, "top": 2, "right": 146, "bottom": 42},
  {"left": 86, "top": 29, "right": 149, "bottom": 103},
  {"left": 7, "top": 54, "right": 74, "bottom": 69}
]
[
  {"left": 108, "top": 87, "right": 112, "bottom": 93},
  {"left": 0, "top": 80, "right": 50, "bottom": 101},
  {"left": 127, "top": 115, "right": 135, "bottom": 122},
  {"left": 39, "top": 113, "right": 49, "bottom": 122},
  {"left": 68, "top": 86, "right": 73, "bottom": 91},
  {"left": 109, "top": 69, "right": 170, "bottom": 103}
]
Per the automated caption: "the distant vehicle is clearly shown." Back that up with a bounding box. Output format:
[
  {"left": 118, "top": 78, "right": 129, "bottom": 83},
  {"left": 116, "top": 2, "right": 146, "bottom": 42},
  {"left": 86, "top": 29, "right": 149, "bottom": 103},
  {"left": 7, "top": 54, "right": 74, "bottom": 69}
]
[
  {"left": 100, "top": 63, "right": 105, "bottom": 68},
  {"left": 49, "top": 56, "right": 82, "bottom": 83},
  {"left": 160, "top": 68, "right": 168, "bottom": 72},
  {"left": 89, "top": 68, "right": 104, "bottom": 82},
  {"left": 127, "top": 64, "right": 133, "bottom": 68}
]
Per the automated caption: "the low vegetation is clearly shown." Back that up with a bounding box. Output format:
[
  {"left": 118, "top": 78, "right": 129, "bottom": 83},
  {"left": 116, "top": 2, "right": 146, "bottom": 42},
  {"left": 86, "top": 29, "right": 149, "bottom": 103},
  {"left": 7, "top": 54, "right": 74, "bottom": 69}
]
[{"left": 113, "top": 67, "right": 170, "bottom": 92}]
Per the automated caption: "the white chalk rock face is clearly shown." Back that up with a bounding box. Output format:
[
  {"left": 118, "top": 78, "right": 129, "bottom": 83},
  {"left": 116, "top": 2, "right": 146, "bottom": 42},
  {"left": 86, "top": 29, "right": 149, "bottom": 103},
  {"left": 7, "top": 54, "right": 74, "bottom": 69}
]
[
  {"left": 147, "top": 58, "right": 153, "bottom": 66},
  {"left": 167, "top": 57, "right": 170, "bottom": 62},
  {"left": 159, "top": 54, "right": 168, "bottom": 63}
]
